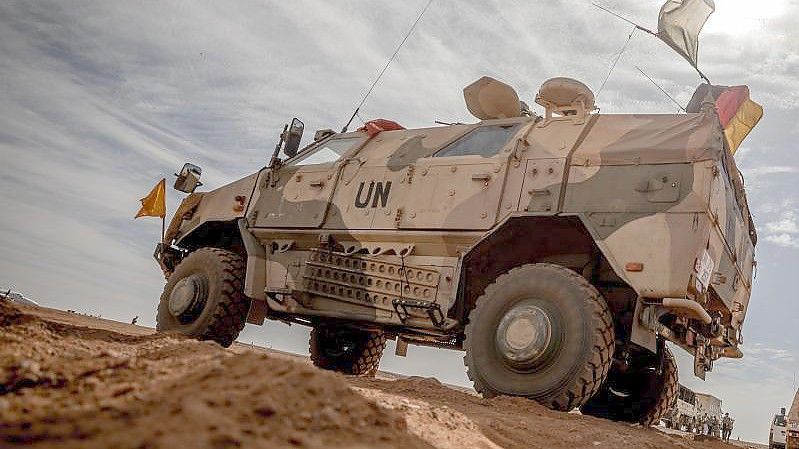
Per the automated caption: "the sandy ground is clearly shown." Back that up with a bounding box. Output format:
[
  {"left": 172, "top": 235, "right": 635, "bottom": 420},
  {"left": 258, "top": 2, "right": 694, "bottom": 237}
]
[{"left": 0, "top": 300, "right": 757, "bottom": 449}]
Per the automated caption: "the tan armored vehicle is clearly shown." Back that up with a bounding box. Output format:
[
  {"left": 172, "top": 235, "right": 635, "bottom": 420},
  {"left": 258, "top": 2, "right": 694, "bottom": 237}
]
[{"left": 153, "top": 76, "right": 758, "bottom": 425}]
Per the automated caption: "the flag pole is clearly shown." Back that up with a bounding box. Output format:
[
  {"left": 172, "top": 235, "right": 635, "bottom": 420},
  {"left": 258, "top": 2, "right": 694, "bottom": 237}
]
[
  {"left": 161, "top": 215, "right": 165, "bottom": 243},
  {"left": 592, "top": 2, "right": 712, "bottom": 85}
]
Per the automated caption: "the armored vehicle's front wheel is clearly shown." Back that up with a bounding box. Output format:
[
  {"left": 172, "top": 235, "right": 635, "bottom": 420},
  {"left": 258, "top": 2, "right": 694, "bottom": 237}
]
[
  {"left": 156, "top": 248, "right": 250, "bottom": 347},
  {"left": 309, "top": 324, "right": 386, "bottom": 376},
  {"left": 463, "top": 263, "right": 614, "bottom": 411},
  {"left": 580, "top": 345, "right": 678, "bottom": 425}
]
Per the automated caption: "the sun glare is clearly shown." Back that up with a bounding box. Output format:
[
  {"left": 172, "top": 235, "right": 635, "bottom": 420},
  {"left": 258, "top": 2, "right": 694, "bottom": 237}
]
[{"left": 704, "top": 0, "right": 788, "bottom": 33}]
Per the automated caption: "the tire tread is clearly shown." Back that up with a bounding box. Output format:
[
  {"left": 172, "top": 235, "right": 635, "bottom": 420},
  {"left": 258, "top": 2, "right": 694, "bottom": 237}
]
[{"left": 464, "top": 263, "right": 614, "bottom": 411}]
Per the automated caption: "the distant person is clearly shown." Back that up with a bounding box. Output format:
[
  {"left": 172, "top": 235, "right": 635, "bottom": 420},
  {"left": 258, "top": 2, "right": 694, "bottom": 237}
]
[
  {"left": 721, "top": 413, "right": 733, "bottom": 442},
  {"left": 131, "top": 316, "right": 139, "bottom": 325}
]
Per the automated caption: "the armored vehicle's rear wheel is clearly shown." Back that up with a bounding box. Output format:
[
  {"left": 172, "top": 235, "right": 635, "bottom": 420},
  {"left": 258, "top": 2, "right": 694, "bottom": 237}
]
[
  {"left": 580, "top": 345, "right": 678, "bottom": 426},
  {"left": 310, "top": 324, "right": 386, "bottom": 376},
  {"left": 156, "top": 248, "right": 250, "bottom": 348},
  {"left": 463, "top": 263, "right": 614, "bottom": 411}
]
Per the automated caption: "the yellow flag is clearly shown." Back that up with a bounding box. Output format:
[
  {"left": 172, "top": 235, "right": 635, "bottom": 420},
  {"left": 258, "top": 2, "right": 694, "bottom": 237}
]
[
  {"left": 135, "top": 178, "right": 166, "bottom": 218},
  {"left": 724, "top": 98, "right": 764, "bottom": 155}
]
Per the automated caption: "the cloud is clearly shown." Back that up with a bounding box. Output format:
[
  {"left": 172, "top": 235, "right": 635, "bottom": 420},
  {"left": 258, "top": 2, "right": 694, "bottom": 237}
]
[
  {"left": 759, "top": 205, "right": 799, "bottom": 248},
  {"left": 0, "top": 1, "right": 798, "bottom": 444},
  {"left": 744, "top": 166, "right": 799, "bottom": 177}
]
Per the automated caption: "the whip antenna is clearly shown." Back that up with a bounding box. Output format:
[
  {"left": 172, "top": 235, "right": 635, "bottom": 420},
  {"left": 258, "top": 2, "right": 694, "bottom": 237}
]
[
  {"left": 341, "top": 0, "right": 434, "bottom": 132},
  {"left": 592, "top": 3, "right": 657, "bottom": 36},
  {"left": 596, "top": 25, "right": 636, "bottom": 101},
  {"left": 635, "top": 66, "right": 686, "bottom": 112}
]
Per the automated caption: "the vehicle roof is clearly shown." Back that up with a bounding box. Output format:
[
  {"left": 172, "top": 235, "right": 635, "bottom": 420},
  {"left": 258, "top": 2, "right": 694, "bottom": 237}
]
[{"left": 291, "top": 110, "right": 722, "bottom": 168}]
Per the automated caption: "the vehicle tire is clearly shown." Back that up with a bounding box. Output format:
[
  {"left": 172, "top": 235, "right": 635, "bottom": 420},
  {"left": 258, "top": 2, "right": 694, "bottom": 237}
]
[
  {"left": 156, "top": 248, "right": 250, "bottom": 347},
  {"left": 580, "top": 345, "right": 678, "bottom": 426},
  {"left": 463, "top": 263, "right": 615, "bottom": 411},
  {"left": 309, "top": 324, "right": 386, "bottom": 376}
]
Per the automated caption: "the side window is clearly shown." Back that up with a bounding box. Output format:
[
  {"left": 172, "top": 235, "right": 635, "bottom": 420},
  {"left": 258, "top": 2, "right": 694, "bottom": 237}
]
[
  {"left": 289, "top": 136, "right": 365, "bottom": 166},
  {"left": 434, "top": 124, "right": 520, "bottom": 158}
]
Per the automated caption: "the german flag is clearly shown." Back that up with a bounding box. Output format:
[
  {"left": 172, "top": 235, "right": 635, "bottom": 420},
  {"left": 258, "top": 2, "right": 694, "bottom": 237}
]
[{"left": 687, "top": 84, "right": 764, "bottom": 154}]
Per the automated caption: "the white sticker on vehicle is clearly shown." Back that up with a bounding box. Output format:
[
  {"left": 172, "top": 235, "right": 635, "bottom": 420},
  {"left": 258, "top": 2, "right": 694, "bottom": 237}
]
[{"left": 694, "top": 249, "right": 714, "bottom": 290}]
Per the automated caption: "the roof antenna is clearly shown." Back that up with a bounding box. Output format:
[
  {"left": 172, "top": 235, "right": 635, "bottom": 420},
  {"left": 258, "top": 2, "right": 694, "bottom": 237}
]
[
  {"left": 596, "top": 25, "right": 637, "bottom": 102},
  {"left": 635, "top": 65, "right": 686, "bottom": 112},
  {"left": 592, "top": 3, "right": 657, "bottom": 37},
  {"left": 341, "top": 0, "right": 435, "bottom": 133}
]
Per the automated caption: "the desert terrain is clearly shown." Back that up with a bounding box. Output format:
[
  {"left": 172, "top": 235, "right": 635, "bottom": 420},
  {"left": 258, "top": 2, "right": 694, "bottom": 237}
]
[{"left": 0, "top": 300, "right": 758, "bottom": 449}]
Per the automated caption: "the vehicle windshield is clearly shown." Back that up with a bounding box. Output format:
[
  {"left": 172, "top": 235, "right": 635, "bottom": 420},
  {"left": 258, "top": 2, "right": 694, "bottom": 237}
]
[{"left": 289, "top": 136, "right": 365, "bottom": 166}]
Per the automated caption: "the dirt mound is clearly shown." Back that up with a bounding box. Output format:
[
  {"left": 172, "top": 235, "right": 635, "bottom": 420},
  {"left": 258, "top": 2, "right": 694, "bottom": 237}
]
[
  {"left": 351, "top": 376, "right": 734, "bottom": 449},
  {"left": 0, "top": 301, "right": 743, "bottom": 449},
  {"left": 0, "top": 300, "right": 431, "bottom": 449}
]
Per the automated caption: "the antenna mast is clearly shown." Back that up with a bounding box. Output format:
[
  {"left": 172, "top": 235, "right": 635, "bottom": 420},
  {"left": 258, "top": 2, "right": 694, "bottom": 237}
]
[
  {"left": 592, "top": 3, "right": 657, "bottom": 36},
  {"left": 341, "top": 0, "right": 434, "bottom": 132},
  {"left": 635, "top": 66, "right": 686, "bottom": 112}
]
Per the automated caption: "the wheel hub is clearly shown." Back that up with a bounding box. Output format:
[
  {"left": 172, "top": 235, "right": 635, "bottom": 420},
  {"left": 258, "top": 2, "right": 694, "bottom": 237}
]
[
  {"left": 168, "top": 274, "right": 208, "bottom": 323},
  {"left": 495, "top": 303, "right": 553, "bottom": 369}
]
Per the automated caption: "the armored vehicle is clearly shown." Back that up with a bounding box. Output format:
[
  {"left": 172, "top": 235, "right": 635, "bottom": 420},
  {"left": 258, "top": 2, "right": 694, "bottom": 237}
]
[
  {"left": 153, "top": 76, "right": 758, "bottom": 425},
  {"left": 772, "top": 407, "right": 788, "bottom": 449}
]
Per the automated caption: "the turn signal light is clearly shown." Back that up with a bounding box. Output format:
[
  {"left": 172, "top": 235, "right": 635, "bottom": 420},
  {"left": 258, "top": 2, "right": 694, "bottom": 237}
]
[{"left": 625, "top": 262, "right": 644, "bottom": 272}]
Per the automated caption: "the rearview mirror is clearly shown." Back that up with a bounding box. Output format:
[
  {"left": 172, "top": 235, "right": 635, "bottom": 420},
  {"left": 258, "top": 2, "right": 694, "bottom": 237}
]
[
  {"left": 283, "top": 118, "right": 304, "bottom": 158},
  {"left": 174, "top": 163, "right": 203, "bottom": 193}
]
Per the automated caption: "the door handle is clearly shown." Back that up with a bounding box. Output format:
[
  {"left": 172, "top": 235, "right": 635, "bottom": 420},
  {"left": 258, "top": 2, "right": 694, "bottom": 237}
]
[
  {"left": 309, "top": 180, "right": 325, "bottom": 188},
  {"left": 471, "top": 173, "right": 491, "bottom": 181}
]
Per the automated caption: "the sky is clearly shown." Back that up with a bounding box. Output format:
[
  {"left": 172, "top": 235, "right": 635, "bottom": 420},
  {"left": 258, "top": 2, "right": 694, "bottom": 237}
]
[{"left": 0, "top": 0, "right": 797, "bottom": 443}]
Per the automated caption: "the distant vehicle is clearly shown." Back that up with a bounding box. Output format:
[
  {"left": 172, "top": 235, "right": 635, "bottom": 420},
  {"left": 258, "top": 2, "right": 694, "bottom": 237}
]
[
  {"left": 696, "top": 392, "right": 723, "bottom": 422},
  {"left": 663, "top": 384, "right": 698, "bottom": 432},
  {"left": 0, "top": 289, "right": 39, "bottom": 307},
  {"left": 772, "top": 408, "right": 788, "bottom": 449}
]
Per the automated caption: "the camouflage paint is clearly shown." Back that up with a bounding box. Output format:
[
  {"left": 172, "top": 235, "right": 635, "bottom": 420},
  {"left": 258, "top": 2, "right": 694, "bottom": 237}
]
[{"left": 159, "top": 81, "right": 757, "bottom": 370}]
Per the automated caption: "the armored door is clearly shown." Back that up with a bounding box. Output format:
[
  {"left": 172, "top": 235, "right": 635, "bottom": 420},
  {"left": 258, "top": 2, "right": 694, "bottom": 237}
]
[
  {"left": 250, "top": 134, "right": 366, "bottom": 228},
  {"left": 398, "top": 124, "right": 521, "bottom": 230}
]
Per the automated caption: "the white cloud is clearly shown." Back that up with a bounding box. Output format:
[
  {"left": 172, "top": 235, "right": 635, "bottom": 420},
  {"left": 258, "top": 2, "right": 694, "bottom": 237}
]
[
  {"left": 760, "top": 206, "right": 799, "bottom": 248},
  {"left": 765, "top": 233, "right": 799, "bottom": 248},
  {"left": 0, "top": 1, "right": 798, "bottom": 444},
  {"left": 744, "top": 166, "right": 799, "bottom": 177}
]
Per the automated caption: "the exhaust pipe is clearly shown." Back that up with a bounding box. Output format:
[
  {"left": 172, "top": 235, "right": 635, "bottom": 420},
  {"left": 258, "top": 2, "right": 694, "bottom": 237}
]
[{"left": 661, "top": 298, "right": 712, "bottom": 324}]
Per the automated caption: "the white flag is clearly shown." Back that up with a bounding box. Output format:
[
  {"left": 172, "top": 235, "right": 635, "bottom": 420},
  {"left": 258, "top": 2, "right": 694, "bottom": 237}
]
[{"left": 657, "top": 0, "right": 715, "bottom": 68}]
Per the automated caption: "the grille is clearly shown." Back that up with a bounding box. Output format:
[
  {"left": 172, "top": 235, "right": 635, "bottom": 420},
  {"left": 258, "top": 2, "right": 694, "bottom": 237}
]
[{"left": 301, "top": 249, "right": 440, "bottom": 307}]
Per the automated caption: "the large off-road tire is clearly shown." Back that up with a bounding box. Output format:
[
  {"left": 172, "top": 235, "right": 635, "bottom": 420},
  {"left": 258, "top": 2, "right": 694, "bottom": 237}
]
[
  {"left": 156, "top": 248, "right": 250, "bottom": 347},
  {"left": 309, "top": 324, "right": 386, "bottom": 376},
  {"left": 463, "top": 263, "right": 614, "bottom": 411},
  {"left": 580, "top": 345, "right": 678, "bottom": 426}
]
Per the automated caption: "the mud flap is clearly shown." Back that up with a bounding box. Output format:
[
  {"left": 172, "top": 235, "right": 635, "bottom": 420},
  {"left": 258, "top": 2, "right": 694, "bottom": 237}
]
[
  {"left": 630, "top": 298, "right": 657, "bottom": 352},
  {"left": 237, "top": 218, "right": 269, "bottom": 325},
  {"left": 693, "top": 338, "right": 713, "bottom": 380}
]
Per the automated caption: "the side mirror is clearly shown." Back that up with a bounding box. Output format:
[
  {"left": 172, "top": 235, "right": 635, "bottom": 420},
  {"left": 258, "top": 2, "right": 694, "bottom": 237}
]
[
  {"left": 174, "top": 163, "right": 203, "bottom": 193},
  {"left": 283, "top": 118, "right": 304, "bottom": 158}
]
